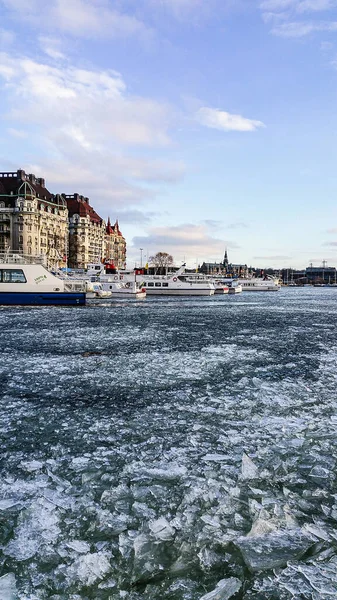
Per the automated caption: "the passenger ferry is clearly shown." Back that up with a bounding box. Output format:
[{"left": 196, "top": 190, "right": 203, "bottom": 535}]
[
  {"left": 0, "top": 254, "right": 86, "bottom": 306},
  {"left": 237, "top": 276, "right": 281, "bottom": 291},
  {"left": 140, "top": 265, "right": 215, "bottom": 296}
]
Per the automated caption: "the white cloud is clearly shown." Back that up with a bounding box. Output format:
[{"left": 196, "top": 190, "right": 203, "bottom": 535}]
[
  {"left": 0, "top": 52, "right": 172, "bottom": 147},
  {"left": 7, "top": 128, "right": 27, "bottom": 138},
  {"left": 260, "top": 0, "right": 337, "bottom": 12},
  {"left": 0, "top": 27, "right": 15, "bottom": 46},
  {"left": 132, "top": 223, "right": 239, "bottom": 265},
  {"left": 196, "top": 107, "right": 265, "bottom": 132},
  {"left": 0, "top": 51, "right": 184, "bottom": 210},
  {"left": 38, "top": 36, "right": 66, "bottom": 60},
  {"left": 272, "top": 20, "right": 337, "bottom": 36},
  {"left": 1, "top": 0, "right": 151, "bottom": 40},
  {"left": 260, "top": 0, "right": 337, "bottom": 38}
]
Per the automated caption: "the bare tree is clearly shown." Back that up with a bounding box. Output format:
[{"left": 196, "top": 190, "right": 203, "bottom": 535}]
[{"left": 149, "top": 252, "right": 174, "bottom": 272}]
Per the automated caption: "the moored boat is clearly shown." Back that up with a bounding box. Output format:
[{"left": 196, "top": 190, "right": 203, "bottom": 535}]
[
  {"left": 238, "top": 276, "right": 281, "bottom": 291},
  {"left": 0, "top": 254, "right": 86, "bottom": 306},
  {"left": 228, "top": 282, "right": 242, "bottom": 294},
  {"left": 100, "top": 280, "right": 146, "bottom": 299},
  {"left": 140, "top": 265, "right": 215, "bottom": 296}
]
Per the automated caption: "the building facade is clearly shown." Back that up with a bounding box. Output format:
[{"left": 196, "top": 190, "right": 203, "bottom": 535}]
[
  {"left": 199, "top": 249, "right": 249, "bottom": 277},
  {"left": 0, "top": 169, "right": 68, "bottom": 269},
  {"left": 104, "top": 217, "right": 126, "bottom": 270},
  {"left": 65, "top": 193, "right": 106, "bottom": 269}
]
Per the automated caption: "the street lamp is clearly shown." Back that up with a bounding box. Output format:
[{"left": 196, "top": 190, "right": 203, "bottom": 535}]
[{"left": 140, "top": 248, "right": 143, "bottom": 268}]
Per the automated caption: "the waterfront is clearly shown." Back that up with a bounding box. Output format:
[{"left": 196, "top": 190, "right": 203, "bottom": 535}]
[{"left": 1, "top": 289, "right": 337, "bottom": 599}]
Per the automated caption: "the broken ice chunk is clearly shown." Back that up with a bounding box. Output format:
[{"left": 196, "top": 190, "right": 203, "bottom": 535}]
[
  {"left": 20, "top": 460, "right": 44, "bottom": 472},
  {"left": 149, "top": 517, "right": 175, "bottom": 541},
  {"left": 200, "top": 514, "right": 221, "bottom": 528},
  {"left": 247, "top": 517, "right": 277, "bottom": 537},
  {"left": 66, "top": 540, "right": 91, "bottom": 554},
  {"left": 242, "top": 453, "right": 259, "bottom": 480},
  {"left": 199, "top": 577, "right": 242, "bottom": 599},
  {"left": 0, "top": 499, "right": 20, "bottom": 511},
  {"left": 235, "top": 528, "right": 315, "bottom": 571},
  {"left": 66, "top": 552, "right": 111, "bottom": 586},
  {"left": 202, "top": 454, "right": 228, "bottom": 462},
  {"left": 0, "top": 573, "right": 18, "bottom": 600}
]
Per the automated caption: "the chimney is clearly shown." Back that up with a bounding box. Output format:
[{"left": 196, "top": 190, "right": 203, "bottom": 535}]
[
  {"left": 17, "top": 169, "right": 26, "bottom": 181},
  {"left": 29, "top": 173, "right": 36, "bottom": 184}
]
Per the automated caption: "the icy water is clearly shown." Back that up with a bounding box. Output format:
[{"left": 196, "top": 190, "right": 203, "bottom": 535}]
[{"left": 1, "top": 289, "right": 337, "bottom": 600}]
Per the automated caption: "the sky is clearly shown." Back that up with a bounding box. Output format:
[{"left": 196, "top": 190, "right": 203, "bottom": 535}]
[{"left": 1, "top": 0, "right": 337, "bottom": 269}]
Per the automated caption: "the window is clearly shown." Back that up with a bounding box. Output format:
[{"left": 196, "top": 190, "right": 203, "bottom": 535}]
[
  {"left": 155, "top": 282, "right": 162, "bottom": 287},
  {"left": 147, "top": 282, "right": 154, "bottom": 287},
  {"left": 0, "top": 269, "right": 26, "bottom": 283},
  {"left": 162, "top": 282, "right": 169, "bottom": 287}
]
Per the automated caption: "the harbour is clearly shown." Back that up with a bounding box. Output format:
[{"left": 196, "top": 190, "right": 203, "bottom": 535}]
[{"left": 1, "top": 288, "right": 337, "bottom": 598}]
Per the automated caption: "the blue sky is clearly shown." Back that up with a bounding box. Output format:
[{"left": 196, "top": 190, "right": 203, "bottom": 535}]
[{"left": 1, "top": 0, "right": 337, "bottom": 268}]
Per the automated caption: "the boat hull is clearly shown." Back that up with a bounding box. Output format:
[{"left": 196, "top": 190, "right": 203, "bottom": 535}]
[
  {"left": 0, "top": 292, "right": 86, "bottom": 306},
  {"left": 240, "top": 286, "right": 280, "bottom": 291},
  {"left": 145, "top": 288, "right": 214, "bottom": 296}
]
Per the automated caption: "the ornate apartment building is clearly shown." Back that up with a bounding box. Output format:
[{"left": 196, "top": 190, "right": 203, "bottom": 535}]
[
  {"left": 0, "top": 169, "right": 127, "bottom": 270},
  {"left": 65, "top": 193, "right": 106, "bottom": 269},
  {"left": 105, "top": 217, "right": 126, "bottom": 270},
  {"left": 0, "top": 170, "right": 68, "bottom": 269}
]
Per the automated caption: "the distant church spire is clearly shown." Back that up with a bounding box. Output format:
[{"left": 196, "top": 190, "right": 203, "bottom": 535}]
[{"left": 223, "top": 248, "right": 229, "bottom": 268}]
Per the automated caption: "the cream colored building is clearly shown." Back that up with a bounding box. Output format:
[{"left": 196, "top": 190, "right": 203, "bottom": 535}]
[
  {"left": 64, "top": 193, "right": 106, "bottom": 269},
  {"left": 104, "top": 217, "right": 126, "bottom": 270},
  {"left": 0, "top": 169, "right": 68, "bottom": 269}
]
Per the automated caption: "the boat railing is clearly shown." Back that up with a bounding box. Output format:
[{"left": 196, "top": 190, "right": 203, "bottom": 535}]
[{"left": 0, "top": 252, "right": 47, "bottom": 265}]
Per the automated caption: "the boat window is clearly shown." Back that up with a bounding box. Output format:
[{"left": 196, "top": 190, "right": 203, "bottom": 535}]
[
  {"left": 155, "top": 282, "right": 161, "bottom": 287},
  {"left": 147, "top": 282, "right": 154, "bottom": 287},
  {"left": 0, "top": 269, "right": 27, "bottom": 283},
  {"left": 162, "top": 282, "right": 169, "bottom": 287}
]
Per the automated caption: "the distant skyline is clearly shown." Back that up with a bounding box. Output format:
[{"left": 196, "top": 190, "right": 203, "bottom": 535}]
[{"left": 1, "top": 0, "right": 337, "bottom": 268}]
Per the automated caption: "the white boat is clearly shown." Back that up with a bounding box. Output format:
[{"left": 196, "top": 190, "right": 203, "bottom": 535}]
[
  {"left": 213, "top": 282, "right": 229, "bottom": 294},
  {"left": 228, "top": 282, "right": 242, "bottom": 294},
  {"left": 85, "top": 281, "right": 112, "bottom": 299},
  {"left": 100, "top": 280, "right": 146, "bottom": 299},
  {"left": 139, "top": 265, "right": 215, "bottom": 296},
  {"left": 0, "top": 254, "right": 86, "bottom": 306},
  {"left": 238, "top": 276, "right": 281, "bottom": 292}
]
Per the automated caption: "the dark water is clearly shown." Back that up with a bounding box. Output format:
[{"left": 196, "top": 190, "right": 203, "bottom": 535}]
[{"left": 1, "top": 289, "right": 337, "bottom": 599}]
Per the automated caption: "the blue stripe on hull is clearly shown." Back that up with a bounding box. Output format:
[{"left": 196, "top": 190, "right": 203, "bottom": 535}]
[{"left": 0, "top": 292, "right": 86, "bottom": 306}]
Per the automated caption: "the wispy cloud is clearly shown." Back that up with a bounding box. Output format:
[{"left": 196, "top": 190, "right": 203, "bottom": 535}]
[
  {"left": 132, "top": 222, "right": 239, "bottom": 265},
  {"left": 272, "top": 20, "right": 337, "bottom": 37},
  {"left": 196, "top": 107, "right": 265, "bottom": 133},
  {"left": 260, "top": 0, "right": 337, "bottom": 38},
  {"left": 260, "top": 0, "right": 337, "bottom": 12},
  {"left": 226, "top": 221, "right": 249, "bottom": 229},
  {"left": 254, "top": 254, "right": 292, "bottom": 260},
  {"left": 38, "top": 36, "right": 66, "bottom": 60},
  {"left": 0, "top": 51, "right": 184, "bottom": 210},
  {"left": 1, "top": 0, "right": 151, "bottom": 40},
  {"left": 0, "top": 27, "right": 15, "bottom": 46}
]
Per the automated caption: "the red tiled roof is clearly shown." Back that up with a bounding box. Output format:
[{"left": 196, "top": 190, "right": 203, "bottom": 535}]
[
  {"left": 65, "top": 194, "right": 103, "bottom": 224},
  {"left": 0, "top": 170, "right": 54, "bottom": 201}
]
